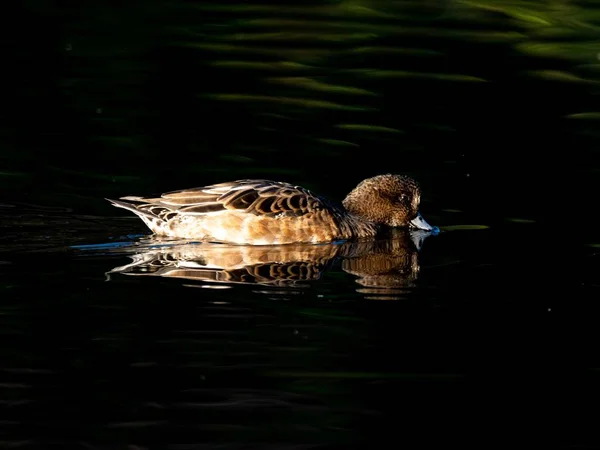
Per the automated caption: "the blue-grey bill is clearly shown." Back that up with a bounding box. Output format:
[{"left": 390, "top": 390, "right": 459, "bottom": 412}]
[{"left": 410, "top": 212, "right": 440, "bottom": 234}]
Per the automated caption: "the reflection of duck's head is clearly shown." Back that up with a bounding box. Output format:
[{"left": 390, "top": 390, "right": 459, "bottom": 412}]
[
  {"left": 342, "top": 174, "right": 436, "bottom": 231},
  {"left": 340, "top": 229, "right": 428, "bottom": 300}
]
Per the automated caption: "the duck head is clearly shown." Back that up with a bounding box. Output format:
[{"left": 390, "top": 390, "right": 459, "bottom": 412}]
[{"left": 342, "top": 174, "right": 438, "bottom": 233}]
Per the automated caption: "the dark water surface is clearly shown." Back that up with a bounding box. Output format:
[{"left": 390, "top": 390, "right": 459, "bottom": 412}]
[
  {"left": 1, "top": 201, "right": 598, "bottom": 449},
  {"left": 2, "top": 1, "right": 600, "bottom": 448}
]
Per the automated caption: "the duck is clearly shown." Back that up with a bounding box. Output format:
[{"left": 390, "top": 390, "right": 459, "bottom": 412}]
[{"left": 106, "top": 174, "right": 438, "bottom": 245}]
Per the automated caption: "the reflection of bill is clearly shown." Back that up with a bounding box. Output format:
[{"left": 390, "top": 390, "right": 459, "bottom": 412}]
[{"left": 108, "top": 229, "right": 436, "bottom": 299}]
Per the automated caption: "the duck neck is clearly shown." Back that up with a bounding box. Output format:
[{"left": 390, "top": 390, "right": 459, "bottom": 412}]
[{"left": 339, "top": 212, "right": 380, "bottom": 239}]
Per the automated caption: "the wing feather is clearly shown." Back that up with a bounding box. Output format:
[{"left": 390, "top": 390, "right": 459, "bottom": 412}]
[{"left": 115, "top": 179, "right": 336, "bottom": 222}]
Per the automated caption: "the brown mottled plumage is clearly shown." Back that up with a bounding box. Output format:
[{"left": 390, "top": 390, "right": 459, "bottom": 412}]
[{"left": 107, "top": 174, "right": 437, "bottom": 245}]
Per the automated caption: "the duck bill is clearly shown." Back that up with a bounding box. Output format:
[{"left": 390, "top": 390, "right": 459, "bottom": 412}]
[{"left": 410, "top": 212, "right": 439, "bottom": 233}]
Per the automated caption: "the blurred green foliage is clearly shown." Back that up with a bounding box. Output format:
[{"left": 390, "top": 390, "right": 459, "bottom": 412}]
[{"left": 2, "top": 0, "right": 599, "bottom": 215}]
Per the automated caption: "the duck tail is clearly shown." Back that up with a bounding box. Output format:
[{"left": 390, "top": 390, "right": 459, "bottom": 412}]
[{"left": 106, "top": 198, "right": 159, "bottom": 221}]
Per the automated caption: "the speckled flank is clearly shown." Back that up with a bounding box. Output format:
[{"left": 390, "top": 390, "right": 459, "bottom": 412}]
[{"left": 153, "top": 209, "right": 366, "bottom": 244}]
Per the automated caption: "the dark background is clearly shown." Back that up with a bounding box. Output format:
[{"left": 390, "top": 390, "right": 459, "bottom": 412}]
[{"left": 1, "top": 1, "right": 599, "bottom": 449}]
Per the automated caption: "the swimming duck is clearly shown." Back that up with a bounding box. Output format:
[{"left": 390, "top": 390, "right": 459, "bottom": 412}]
[{"left": 107, "top": 174, "right": 438, "bottom": 245}]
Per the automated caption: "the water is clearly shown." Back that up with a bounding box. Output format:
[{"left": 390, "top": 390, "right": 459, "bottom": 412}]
[
  {"left": 1, "top": 198, "right": 598, "bottom": 448},
  {"left": 3, "top": 1, "right": 600, "bottom": 448}
]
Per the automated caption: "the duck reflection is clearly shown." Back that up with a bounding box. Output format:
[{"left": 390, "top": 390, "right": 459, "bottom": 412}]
[
  {"left": 108, "top": 229, "right": 435, "bottom": 299},
  {"left": 109, "top": 239, "right": 341, "bottom": 288},
  {"left": 340, "top": 230, "right": 428, "bottom": 300}
]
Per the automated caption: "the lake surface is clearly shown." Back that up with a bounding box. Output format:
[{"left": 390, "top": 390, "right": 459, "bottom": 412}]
[
  {"left": 2, "top": 1, "right": 599, "bottom": 448},
  {"left": 1, "top": 197, "right": 598, "bottom": 449}
]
